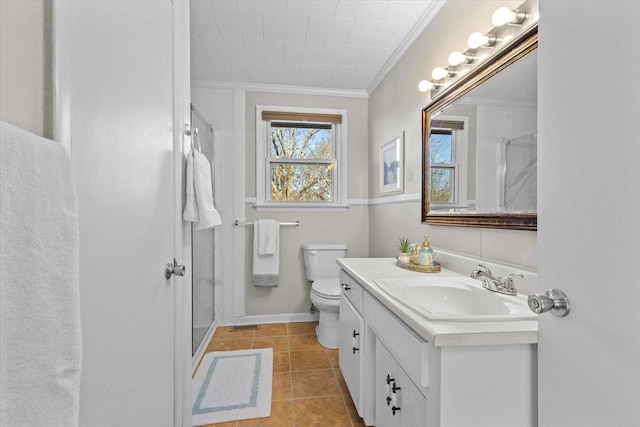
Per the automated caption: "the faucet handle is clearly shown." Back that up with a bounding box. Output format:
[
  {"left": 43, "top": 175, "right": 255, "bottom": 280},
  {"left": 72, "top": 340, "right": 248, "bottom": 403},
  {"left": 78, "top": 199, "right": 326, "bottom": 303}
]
[
  {"left": 478, "top": 264, "right": 492, "bottom": 274},
  {"left": 504, "top": 273, "right": 524, "bottom": 288},
  {"left": 471, "top": 264, "right": 492, "bottom": 279}
]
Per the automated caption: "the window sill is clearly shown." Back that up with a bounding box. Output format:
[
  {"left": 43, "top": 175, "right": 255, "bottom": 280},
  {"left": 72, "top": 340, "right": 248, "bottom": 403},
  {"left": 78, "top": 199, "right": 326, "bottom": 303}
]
[{"left": 254, "top": 202, "right": 349, "bottom": 212}]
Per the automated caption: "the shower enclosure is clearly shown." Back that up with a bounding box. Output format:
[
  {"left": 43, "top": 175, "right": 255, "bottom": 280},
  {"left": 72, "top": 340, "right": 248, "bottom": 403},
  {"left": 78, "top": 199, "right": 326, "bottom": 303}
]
[{"left": 190, "top": 105, "right": 219, "bottom": 355}]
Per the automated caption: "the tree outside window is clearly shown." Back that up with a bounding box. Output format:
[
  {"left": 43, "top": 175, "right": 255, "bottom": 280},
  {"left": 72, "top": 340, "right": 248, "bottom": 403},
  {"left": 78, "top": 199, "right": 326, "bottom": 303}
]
[{"left": 269, "top": 122, "right": 335, "bottom": 202}]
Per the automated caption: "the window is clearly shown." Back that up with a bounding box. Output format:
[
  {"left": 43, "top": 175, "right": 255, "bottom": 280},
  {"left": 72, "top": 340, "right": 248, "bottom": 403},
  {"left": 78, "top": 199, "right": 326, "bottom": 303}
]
[
  {"left": 430, "top": 129, "right": 456, "bottom": 203},
  {"left": 429, "top": 117, "right": 468, "bottom": 207},
  {"left": 256, "top": 106, "right": 347, "bottom": 210}
]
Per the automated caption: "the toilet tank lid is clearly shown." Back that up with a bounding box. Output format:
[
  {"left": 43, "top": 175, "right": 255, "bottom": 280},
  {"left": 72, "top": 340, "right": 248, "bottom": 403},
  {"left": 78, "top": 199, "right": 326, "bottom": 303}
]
[{"left": 301, "top": 243, "right": 347, "bottom": 251}]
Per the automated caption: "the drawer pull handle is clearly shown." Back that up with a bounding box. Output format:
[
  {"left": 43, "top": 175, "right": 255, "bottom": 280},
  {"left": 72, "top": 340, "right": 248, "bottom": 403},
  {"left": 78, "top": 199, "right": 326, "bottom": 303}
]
[
  {"left": 341, "top": 283, "right": 351, "bottom": 291},
  {"left": 352, "top": 329, "right": 360, "bottom": 351},
  {"left": 385, "top": 373, "right": 395, "bottom": 404},
  {"left": 391, "top": 382, "right": 401, "bottom": 414},
  {"left": 352, "top": 346, "right": 359, "bottom": 354}
]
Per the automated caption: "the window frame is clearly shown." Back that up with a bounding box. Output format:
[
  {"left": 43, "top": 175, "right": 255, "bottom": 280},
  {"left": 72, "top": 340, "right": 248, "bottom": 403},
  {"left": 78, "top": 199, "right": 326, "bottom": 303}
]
[
  {"left": 255, "top": 105, "right": 348, "bottom": 211},
  {"left": 429, "top": 115, "right": 469, "bottom": 209}
]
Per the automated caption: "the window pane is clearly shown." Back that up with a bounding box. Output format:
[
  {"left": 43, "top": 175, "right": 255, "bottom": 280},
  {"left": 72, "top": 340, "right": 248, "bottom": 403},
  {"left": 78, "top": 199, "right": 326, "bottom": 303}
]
[
  {"left": 430, "top": 131, "right": 452, "bottom": 164},
  {"left": 270, "top": 163, "right": 334, "bottom": 202},
  {"left": 430, "top": 167, "right": 454, "bottom": 203},
  {"left": 269, "top": 123, "right": 332, "bottom": 160}
]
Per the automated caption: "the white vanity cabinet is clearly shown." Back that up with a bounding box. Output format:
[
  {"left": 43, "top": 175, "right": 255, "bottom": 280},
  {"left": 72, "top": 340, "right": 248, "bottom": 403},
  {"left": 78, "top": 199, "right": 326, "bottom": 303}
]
[
  {"left": 339, "top": 291, "right": 363, "bottom": 409},
  {"left": 338, "top": 263, "right": 537, "bottom": 427},
  {"left": 339, "top": 271, "right": 376, "bottom": 425}
]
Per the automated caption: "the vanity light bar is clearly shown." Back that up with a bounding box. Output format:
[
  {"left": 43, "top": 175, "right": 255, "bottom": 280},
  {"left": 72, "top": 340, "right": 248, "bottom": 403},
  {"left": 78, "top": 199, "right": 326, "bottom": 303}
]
[{"left": 418, "top": 0, "right": 538, "bottom": 98}]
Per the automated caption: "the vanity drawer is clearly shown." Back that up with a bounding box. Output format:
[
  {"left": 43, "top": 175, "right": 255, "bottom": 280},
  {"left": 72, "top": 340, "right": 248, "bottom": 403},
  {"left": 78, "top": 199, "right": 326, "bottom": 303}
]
[
  {"left": 364, "top": 292, "right": 430, "bottom": 388},
  {"left": 339, "top": 270, "right": 363, "bottom": 312}
]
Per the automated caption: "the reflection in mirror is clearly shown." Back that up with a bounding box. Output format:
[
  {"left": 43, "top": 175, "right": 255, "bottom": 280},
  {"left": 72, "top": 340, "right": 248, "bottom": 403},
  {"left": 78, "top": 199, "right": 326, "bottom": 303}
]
[
  {"left": 423, "top": 25, "right": 537, "bottom": 230},
  {"left": 431, "top": 50, "right": 537, "bottom": 212}
]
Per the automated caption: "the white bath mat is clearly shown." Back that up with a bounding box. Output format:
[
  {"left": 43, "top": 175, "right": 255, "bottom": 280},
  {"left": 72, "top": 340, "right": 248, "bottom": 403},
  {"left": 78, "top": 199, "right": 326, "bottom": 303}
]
[{"left": 192, "top": 348, "right": 273, "bottom": 426}]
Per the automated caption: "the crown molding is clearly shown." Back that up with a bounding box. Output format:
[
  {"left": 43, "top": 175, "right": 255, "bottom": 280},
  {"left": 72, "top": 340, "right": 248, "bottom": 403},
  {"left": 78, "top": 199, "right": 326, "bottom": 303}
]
[
  {"left": 191, "top": 80, "right": 369, "bottom": 99},
  {"left": 367, "top": 0, "right": 447, "bottom": 95}
]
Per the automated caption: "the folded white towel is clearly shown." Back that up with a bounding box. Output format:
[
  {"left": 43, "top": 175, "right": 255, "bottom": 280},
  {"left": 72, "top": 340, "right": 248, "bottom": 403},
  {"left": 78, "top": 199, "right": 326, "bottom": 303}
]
[
  {"left": 253, "top": 220, "right": 280, "bottom": 287},
  {"left": 182, "top": 148, "right": 199, "bottom": 222},
  {"left": 258, "top": 219, "right": 278, "bottom": 255},
  {"left": 0, "top": 121, "right": 82, "bottom": 426}
]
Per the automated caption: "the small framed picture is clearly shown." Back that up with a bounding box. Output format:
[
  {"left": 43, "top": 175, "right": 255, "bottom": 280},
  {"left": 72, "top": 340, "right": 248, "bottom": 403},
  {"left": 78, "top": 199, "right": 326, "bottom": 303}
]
[{"left": 380, "top": 132, "right": 404, "bottom": 195}]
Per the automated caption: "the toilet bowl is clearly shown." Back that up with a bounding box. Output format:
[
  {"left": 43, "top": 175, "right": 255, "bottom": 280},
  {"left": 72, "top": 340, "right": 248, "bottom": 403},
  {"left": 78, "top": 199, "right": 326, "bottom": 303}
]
[
  {"left": 301, "top": 243, "right": 347, "bottom": 349},
  {"left": 309, "top": 279, "right": 341, "bottom": 349}
]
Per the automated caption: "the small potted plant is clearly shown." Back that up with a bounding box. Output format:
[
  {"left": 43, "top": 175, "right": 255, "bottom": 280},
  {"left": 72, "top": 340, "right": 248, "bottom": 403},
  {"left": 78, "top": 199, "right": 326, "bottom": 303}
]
[{"left": 395, "top": 237, "right": 412, "bottom": 264}]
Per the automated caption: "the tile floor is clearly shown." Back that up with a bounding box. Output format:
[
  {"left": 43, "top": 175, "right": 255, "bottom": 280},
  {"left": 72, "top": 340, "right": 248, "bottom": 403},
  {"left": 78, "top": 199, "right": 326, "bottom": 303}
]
[{"left": 195, "top": 322, "right": 366, "bottom": 427}]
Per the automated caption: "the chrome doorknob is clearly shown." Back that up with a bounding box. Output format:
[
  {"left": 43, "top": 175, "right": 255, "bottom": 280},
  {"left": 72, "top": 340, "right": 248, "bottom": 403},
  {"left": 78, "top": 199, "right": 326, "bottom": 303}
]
[
  {"left": 165, "top": 259, "right": 186, "bottom": 280},
  {"left": 528, "top": 289, "right": 570, "bottom": 317}
]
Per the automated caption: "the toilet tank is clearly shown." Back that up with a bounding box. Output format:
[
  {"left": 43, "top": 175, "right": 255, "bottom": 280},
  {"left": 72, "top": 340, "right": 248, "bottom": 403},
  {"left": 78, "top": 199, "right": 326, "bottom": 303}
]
[{"left": 301, "top": 243, "right": 347, "bottom": 281}]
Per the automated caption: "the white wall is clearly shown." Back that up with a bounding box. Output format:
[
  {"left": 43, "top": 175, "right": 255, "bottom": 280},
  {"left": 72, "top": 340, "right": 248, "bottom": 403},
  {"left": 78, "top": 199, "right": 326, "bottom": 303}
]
[
  {"left": 0, "top": 0, "right": 50, "bottom": 137},
  {"left": 368, "top": 0, "right": 537, "bottom": 268},
  {"left": 244, "top": 91, "right": 369, "bottom": 317}
]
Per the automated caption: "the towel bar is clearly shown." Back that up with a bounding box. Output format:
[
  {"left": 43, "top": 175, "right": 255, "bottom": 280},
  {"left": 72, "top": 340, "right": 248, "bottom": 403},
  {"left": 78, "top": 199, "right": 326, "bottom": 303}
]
[{"left": 234, "top": 220, "right": 299, "bottom": 227}]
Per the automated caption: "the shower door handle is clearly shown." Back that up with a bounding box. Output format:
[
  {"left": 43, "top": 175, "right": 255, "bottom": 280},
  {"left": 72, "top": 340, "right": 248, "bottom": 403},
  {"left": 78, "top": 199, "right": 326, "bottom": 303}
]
[{"left": 165, "top": 259, "right": 186, "bottom": 280}]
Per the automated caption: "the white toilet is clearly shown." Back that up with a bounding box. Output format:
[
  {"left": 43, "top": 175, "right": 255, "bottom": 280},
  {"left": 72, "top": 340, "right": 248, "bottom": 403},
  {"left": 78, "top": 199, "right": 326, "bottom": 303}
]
[{"left": 301, "top": 243, "right": 347, "bottom": 349}]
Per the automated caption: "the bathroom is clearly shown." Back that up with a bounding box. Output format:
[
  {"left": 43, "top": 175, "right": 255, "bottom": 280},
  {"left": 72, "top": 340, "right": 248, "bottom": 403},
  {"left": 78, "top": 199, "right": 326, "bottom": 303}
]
[{"left": 0, "top": 1, "right": 638, "bottom": 427}]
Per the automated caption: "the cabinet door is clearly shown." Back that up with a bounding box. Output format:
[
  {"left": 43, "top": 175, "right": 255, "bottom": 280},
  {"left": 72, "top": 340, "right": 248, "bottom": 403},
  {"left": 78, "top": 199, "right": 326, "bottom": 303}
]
[
  {"left": 396, "top": 366, "right": 428, "bottom": 427},
  {"left": 375, "top": 339, "right": 398, "bottom": 427},
  {"left": 339, "top": 295, "right": 364, "bottom": 412}
]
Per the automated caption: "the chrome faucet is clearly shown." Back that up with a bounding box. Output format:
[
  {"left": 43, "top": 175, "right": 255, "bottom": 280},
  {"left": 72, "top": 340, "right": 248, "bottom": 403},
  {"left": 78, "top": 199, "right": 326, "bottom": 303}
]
[{"left": 470, "top": 264, "right": 523, "bottom": 296}]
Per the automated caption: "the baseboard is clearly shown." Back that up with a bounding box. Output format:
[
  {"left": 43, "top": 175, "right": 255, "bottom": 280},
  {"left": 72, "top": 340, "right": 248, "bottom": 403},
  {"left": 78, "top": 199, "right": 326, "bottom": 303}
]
[
  {"left": 192, "top": 321, "right": 218, "bottom": 375},
  {"left": 230, "top": 312, "right": 320, "bottom": 326}
]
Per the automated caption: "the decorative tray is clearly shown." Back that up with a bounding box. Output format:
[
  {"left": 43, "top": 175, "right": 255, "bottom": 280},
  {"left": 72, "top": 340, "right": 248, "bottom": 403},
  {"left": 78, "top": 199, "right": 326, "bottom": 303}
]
[{"left": 396, "top": 260, "right": 441, "bottom": 273}]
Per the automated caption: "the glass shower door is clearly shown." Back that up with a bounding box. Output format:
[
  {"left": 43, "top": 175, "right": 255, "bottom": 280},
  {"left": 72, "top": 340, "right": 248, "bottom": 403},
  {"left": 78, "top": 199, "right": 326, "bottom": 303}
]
[{"left": 191, "top": 106, "right": 215, "bottom": 355}]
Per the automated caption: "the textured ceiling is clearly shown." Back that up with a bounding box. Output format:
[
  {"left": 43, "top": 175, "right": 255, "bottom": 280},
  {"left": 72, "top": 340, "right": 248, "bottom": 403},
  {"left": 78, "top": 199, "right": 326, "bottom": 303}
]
[{"left": 190, "top": 0, "right": 443, "bottom": 94}]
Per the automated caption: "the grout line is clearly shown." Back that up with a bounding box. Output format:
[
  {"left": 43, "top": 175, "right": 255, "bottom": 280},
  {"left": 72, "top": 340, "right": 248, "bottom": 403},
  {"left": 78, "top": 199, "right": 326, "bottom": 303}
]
[{"left": 288, "top": 341, "right": 296, "bottom": 427}]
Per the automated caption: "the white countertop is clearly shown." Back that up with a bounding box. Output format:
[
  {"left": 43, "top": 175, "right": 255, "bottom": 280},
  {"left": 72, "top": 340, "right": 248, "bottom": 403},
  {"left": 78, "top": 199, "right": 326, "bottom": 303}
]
[{"left": 337, "top": 257, "right": 538, "bottom": 347}]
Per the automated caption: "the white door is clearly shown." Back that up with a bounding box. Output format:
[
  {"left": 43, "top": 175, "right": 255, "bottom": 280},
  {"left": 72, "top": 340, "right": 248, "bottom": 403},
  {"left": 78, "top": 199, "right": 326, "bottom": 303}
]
[
  {"left": 339, "top": 295, "right": 363, "bottom": 410},
  {"left": 56, "top": 1, "right": 191, "bottom": 425},
  {"left": 538, "top": 2, "right": 640, "bottom": 426},
  {"left": 375, "top": 339, "right": 399, "bottom": 427}
]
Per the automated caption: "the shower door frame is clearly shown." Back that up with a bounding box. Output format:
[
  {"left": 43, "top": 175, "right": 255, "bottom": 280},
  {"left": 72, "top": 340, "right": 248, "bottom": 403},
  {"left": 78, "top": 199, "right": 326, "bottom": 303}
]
[{"left": 189, "top": 104, "right": 221, "bottom": 365}]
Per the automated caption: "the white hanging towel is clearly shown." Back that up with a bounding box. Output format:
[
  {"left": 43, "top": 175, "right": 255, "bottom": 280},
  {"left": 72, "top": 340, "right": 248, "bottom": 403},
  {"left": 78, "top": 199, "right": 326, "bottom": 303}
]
[
  {"left": 258, "top": 218, "right": 278, "bottom": 255},
  {"left": 253, "top": 219, "right": 280, "bottom": 287},
  {"left": 0, "top": 121, "right": 82, "bottom": 426},
  {"left": 183, "top": 147, "right": 222, "bottom": 229},
  {"left": 193, "top": 149, "right": 222, "bottom": 230},
  {"left": 182, "top": 148, "right": 199, "bottom": 222}
]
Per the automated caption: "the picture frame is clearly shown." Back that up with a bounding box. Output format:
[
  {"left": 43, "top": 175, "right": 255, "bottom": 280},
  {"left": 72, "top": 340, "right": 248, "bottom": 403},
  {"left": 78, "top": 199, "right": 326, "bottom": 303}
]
[{"left": 380, "top": 132, "right": 404, "bottom": 195}]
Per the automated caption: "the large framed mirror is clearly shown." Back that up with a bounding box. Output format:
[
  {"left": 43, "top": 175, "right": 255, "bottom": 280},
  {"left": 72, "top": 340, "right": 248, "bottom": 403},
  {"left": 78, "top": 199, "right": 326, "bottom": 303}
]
[{"left": 422, "top": 24, "right": 537, "bottom": 230}]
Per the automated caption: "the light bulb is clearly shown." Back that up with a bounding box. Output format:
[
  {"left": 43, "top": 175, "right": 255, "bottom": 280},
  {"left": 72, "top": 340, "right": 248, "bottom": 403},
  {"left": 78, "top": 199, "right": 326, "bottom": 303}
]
[
  {"left": 448, "top": 51, "right": 466, "bottom": 67},
  {"left": 492, "top": 7, "right": 517, "bottom": 26},
  {"left": 468, "top": 32, "right": 488, "bottom": 49},
  {"left": 467, "top": 32, "right": 496, "bottom": 49},
  {"left": 418, "top": 80, "right": 434, "bottom": 92},
  {"left": 431, "top": 67, "right": 448, "bottom": 80}
]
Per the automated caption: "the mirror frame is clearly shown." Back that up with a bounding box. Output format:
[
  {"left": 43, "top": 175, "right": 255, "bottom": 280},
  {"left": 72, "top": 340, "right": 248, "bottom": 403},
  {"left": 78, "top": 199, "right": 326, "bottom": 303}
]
[{"left": 422, "top": 24, "right": 538, "bottom": 230}]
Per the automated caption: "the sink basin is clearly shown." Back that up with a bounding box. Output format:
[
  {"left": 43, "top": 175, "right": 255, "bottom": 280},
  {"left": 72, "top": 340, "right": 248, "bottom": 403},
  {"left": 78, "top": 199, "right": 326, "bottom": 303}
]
[{"left": 372, "top": 276, "right": 536, "bottom": 322}]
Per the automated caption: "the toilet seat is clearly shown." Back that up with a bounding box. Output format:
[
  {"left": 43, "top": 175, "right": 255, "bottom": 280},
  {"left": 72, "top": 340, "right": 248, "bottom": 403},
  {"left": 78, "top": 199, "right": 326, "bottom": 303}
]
[{"left": 311, "top": 279, "right": 341, "bottom": 300}]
